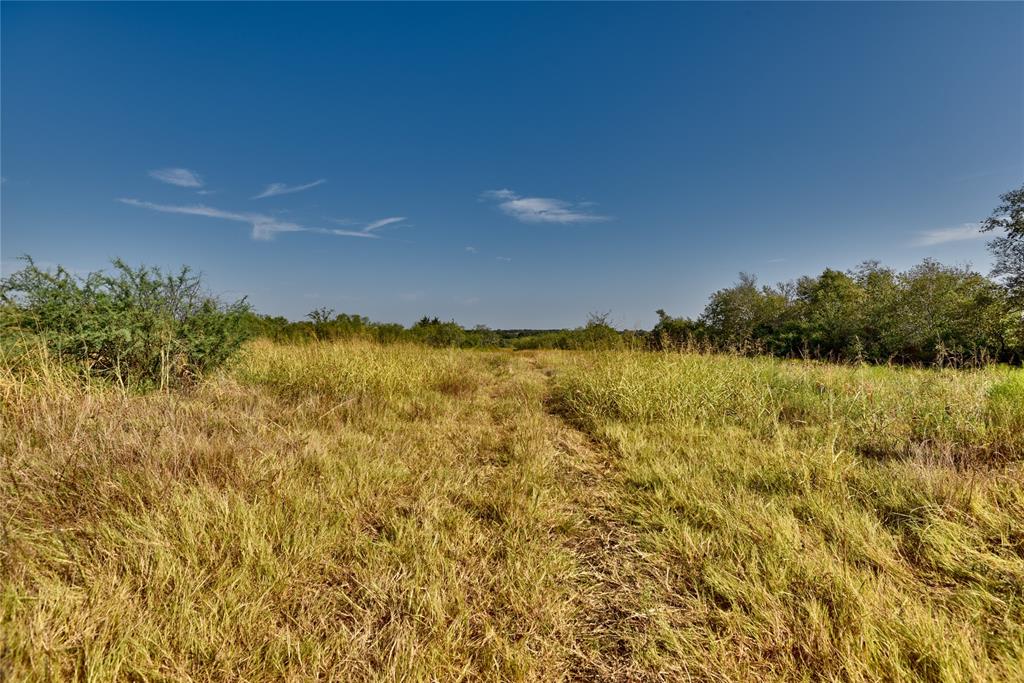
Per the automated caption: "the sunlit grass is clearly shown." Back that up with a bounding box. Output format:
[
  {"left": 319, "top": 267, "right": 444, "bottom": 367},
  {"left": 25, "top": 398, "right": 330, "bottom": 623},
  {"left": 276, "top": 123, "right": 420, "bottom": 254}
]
[
  {"left": 2, "top": 341, "right": 1022, "bottom": 680},
  {"left": 552, "top": 351, "right": 1024, "bottom": 465},
  {"left": 550, "top": 351, "right": 1024, "bottom": 680}
]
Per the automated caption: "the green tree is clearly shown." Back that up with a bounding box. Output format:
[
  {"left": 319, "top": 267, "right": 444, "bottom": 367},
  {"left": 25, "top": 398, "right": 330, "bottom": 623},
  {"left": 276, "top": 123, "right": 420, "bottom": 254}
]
[
  {"left": 794, "top": 269, "right": 865, "bottom": 358},
  {"left": 851, "top": 261, "right": 900, "bottom": 361},
  {"left": 573, "top": 312, "right": 623, "bottom": 350},
  {"left": 983, "top": 184, "right": 1024, "bottom": 304},
  {"left": 307, "top": 307, "right": 335, "bottom": 325},
  {"left": 651, "top": 309, "right": 706, "bottom": 350},
  {"left": 700, "top": 274, "right": 789, "bottom": 352},
  {"left": 892, "top": 260, "right": 1008, "bottom": 365}
]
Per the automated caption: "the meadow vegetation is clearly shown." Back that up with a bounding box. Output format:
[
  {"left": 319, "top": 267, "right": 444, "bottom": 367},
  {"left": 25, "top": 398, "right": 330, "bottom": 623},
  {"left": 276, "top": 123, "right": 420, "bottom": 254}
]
[{"left": 2, "top": 338, "right": 1022, "bottom": 681}]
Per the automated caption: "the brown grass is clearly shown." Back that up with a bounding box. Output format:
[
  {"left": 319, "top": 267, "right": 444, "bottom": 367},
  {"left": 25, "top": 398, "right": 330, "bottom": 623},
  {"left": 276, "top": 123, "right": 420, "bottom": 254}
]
[{"left": 2, "top": 341, "right": 1022, "bottom": 681}]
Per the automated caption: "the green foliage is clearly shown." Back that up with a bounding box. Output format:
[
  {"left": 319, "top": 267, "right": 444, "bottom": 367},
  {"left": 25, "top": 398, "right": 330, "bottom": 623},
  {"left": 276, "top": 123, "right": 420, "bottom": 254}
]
[
  {"left": 982, "top": 184, "right": 1024, "bottom": 239},
  {"left": 984, "top": 184, "right": 1024, "bottom": 304},
  {"left": 0, "top": 257, "right": 250, "bottom": 388},
  {"left": 244, "top": 310, "right": 392, "bottom": 344},
  {"left": 244, "top": 311, "right": 633, "bottom": 351},
  {"left": 512, "top": 313, "right": 628, "bottom": 350},
  {"left": 649, "top": 309, "right": 708, "bottom": 350},
  {"left": 657, "top": 259, "right": 1018, "bottom": 366},
  {"left": 410, "top": 316, "right": 470, "bottom": 347},
  {"left": 700, "top": 273, "right": 791, "bottom": 352}
]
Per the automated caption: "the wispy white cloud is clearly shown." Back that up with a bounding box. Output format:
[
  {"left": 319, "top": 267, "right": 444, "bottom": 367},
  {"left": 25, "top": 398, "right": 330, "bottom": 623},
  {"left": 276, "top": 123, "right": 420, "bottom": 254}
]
[
  {"left": 363, "top": 216, "right": 406, "bottom": 232},
  {"left": 465, "top": 246, "right": 478, "bottom": 253},
  {"left": 149, "top": 168, "right": 203, "bottom": 188},
  {"left": 320, "top": 228, "right": 380, "bottom": 239},
  {"left": 330, "top": 215, "right": 407, "bottom": 235},
  {"left": 253, "top": 179, "right": 326, "bottom": 199},
  {"left": 120, "top": 197, "right": 394, "bottom": 241},
  {"left": 496, "top": 256, "right": 512, "bottom": 262},
  {"left": 481, "top": 188, "right": 608, "bottom": 224},
  {"left": 911, "top": 222, "right": 986, "bottom": 247},
  {"left": 120, "top": 198, "right": 302, "bottom": 240}
]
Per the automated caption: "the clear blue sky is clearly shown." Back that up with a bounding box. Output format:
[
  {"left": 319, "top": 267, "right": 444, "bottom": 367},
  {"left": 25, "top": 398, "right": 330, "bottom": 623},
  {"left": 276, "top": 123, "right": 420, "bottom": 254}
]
[{"left": 2, "top": 2, "right": 1022, "bottom": 328}]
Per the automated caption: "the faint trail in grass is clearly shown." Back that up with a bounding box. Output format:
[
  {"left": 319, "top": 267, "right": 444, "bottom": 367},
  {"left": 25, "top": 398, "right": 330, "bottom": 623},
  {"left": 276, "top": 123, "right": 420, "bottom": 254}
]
[{"left": 517, "top": 355, "right": 684, "bottom": 682}]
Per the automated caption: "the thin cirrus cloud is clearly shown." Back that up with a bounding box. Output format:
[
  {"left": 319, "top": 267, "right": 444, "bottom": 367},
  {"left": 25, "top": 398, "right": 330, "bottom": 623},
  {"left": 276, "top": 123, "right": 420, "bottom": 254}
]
[
  {"left": 363, "top": 216, "right": 406, "bottom": 232},
  {"left": 252, "top": 179, "right": 326, "bottom": 199},
  {"left": 329, "top": 215, "right": 407, "bottom": 236},
  {"left": 149, "top": 168, "right": 203, "bottom": 188},
  {"left": 120, "top": 198, "right": 401, "bottom": 241},
  {"left": 911, "top": 223, "right": 986, "bottom": 247},
  {"left": 120, "top": 198, "right": 303, "bottom": 240},
  {"left": 481, "top": 188, "right": 608, "bottom": 224}
]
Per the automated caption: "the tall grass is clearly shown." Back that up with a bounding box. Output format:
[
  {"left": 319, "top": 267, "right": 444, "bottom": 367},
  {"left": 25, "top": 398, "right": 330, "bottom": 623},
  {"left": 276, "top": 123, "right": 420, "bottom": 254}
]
[
  {"left": 553, "top": 351, "right": 1024, "bottom": 466},
  {"left": 1, "top": 342, "right": 579, "bottom": 680},
  {"left": 3, "top": 342, "right": 1022, "bottom": 680},
  {"left": 551, "top": 351, "right": 1024, "bottom": 680}
]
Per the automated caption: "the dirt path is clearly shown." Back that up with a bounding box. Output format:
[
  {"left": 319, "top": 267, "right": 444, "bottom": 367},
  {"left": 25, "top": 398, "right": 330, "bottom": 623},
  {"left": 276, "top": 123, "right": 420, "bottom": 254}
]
[{"left": 515, "top": 354, "right": 681, "bottom": 681}]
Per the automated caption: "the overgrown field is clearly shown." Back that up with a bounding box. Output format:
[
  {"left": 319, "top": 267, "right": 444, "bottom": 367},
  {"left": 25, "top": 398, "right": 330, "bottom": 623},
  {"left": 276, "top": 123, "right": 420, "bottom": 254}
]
[{"left": 2, "top": 341, "right": 1023, "bottom": 681}]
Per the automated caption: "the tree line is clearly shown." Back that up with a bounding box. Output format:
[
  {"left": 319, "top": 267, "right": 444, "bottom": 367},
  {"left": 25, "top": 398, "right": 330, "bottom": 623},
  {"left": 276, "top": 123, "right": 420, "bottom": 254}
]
[
  {"left": 650, "top": 184, "right": 1024, "bottom": 366},
  {"left": 249, "top": 185, "right": 1024, "bottom": 366},
  {"left": 651, "top": 259, "right": 1018, "bottom": 366},
  {"left": 246, "top": 309, "right": 631, "bottom": 350},
  {"left": 239, "top": 255, "right": 1019, "bottom": 366},
  {"left": 2, "top": 185, "right": 1022, "bottom": 389}
]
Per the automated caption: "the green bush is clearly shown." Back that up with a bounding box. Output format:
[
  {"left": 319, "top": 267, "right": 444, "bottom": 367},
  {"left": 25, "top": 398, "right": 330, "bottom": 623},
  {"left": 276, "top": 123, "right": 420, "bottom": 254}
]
[
  {"left": 656, "top": 260, "right": 1020, "bottom": 366},
  {"left": 0, "top": 258, "right": 250, "bottom": 389},
  {"left": 512, "top": 313, "right": 627, "bottom": 350}
]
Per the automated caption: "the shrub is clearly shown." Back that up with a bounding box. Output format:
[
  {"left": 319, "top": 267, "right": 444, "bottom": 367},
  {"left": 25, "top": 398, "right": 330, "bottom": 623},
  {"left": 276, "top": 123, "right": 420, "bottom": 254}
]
[
  {"left": 0, "top": 257, "right": 250, "bottom": 389},
  {"left": 409, "top": 316, "right": 468, "bottom": 347},
  {"left": 657, "top": 260, "right": 1019, "bottom": 366}
]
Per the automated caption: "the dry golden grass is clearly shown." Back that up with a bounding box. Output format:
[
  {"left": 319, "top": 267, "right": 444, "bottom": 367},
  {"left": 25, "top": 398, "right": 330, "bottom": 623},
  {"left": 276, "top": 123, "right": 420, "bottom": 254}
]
[
  {"left": 551, "top": 352, "right": 1024, "bottom": 681},
  {"left": 2, "top": 341, "right": 1023, "bottom": 681}
]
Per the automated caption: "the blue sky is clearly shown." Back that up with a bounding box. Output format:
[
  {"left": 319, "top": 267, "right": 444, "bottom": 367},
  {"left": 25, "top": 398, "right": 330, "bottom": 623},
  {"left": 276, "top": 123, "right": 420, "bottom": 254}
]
[{"left": 2, "top": 2, "right": 1022, "bottom": 328}]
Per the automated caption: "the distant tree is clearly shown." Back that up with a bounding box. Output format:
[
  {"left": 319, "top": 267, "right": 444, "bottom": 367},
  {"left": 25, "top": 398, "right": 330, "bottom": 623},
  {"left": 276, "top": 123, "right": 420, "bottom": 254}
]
[
  {"left": 892, "top": 260, "right": 1007, "bottom": 365},
  {"left": 668, "top": 258, "right": 1015, "bottom": 366},
  {"left": 306, "top": 307, "right": 335, "bottom": 325},
  {"left": 983, "top": 184, "right": 1024, "bottom": 303},
  {"left": 471, "top": 324, "right": 501, "bottom": 348},
  {"left": 651, "top": 309, "right": 706, "bottom": 350},
  {"left": 372, "top": 323, "right": 405, "bottom": 345},
  {"left": 575, "top": 312, "right": 622, "bottom": 349},
  {"left": 411, "top": 316, "right": 466, "bottom": 347},
  {"left": 794, "top": 269, "right": 865, "bottom": 358},
  {"left": 851, "top": 261, "right": 900, "bottom": 360},
  {"left": 700, "top": 274, "right": 789, "bottom": 351}
]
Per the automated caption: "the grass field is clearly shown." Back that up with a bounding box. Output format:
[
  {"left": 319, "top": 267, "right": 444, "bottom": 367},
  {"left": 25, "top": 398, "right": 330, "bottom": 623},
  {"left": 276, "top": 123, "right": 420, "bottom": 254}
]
[{"left": 2, "top": 340, "right": 1023, "bottom": 681}]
